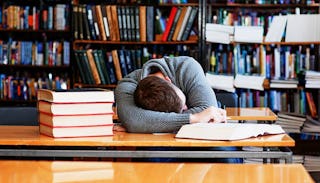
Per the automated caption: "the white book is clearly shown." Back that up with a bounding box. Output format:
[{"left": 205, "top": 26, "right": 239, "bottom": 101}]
[
  {"left": 206, "top": 73, "right": 235, "bottom": 93},
  {"left": 234, "top": 74, "right": 265, "bottom": 91},
  {"left": 234, "top": 26, "right": 263, "bottom": 43},
  {"left": 206, "top": 30, "right": 232, "bottom": 44},
  {"left": 206, "top": 23, "right": 234, "bottom": 34},
  {"left": 265, "top": 15, "right": 287, "bottom": 42},
  {"left": 285, "top": 14, "right": 320, "bottom": 42},
  {"left": 175, "top": 123, "right": 285, "bottom": 141}
]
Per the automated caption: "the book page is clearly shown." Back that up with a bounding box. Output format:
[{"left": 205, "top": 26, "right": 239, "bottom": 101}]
[{"left": 175, "top": 123, "right": 285, "bottom": 141}]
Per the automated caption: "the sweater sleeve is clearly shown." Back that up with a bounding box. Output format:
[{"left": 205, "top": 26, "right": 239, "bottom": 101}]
[
  {"left": 115, "top": 73, "right": 190, "bottom": 133},
  {"left": 172, "top": 56, "right": 218, "bottom": 114}
]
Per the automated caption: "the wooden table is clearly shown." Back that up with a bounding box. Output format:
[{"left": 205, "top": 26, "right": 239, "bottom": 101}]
[
  {"left": 0, "top": 160, "right": 314, "bottom": 183},
  {"left": 226, "top": 107, "right": 278, "bottom": 121},
  {"left": 0, "top": 125, "right": 294, "bottom": 163}
]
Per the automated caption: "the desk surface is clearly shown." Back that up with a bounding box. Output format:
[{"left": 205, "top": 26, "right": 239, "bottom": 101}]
[
  {"left": 226, "top": 107, "right": 278, "bottom": 121},
  {"left": 0, "top": 125, "right": 294, "bottom": 147},
  {"left": 0, "top": 160, "right": 314, "bottom": 183}
]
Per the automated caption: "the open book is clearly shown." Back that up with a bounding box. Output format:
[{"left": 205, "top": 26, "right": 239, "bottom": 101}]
[{"left": 175, "top": 123, "right": 285, "bottom": 141}]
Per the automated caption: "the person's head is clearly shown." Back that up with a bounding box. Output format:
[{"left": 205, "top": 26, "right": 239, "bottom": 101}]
[{"left": 134, "top": 75, "right": 186, "bottom": 113}]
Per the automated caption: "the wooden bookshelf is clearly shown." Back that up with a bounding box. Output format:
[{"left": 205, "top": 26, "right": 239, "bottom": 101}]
[
  {"left": 0, "top": 0, "right": 72, "bottom": 106},
  {"left": 71, "top": 1, "right": 201, "bottom": 89}
]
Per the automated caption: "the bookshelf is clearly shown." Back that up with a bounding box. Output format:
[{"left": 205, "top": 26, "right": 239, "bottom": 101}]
[
  {"left": 0, "top": 0, "right": 72, "bottom": 106},
  {"left": 203, "top": 0, "right": 320, "bottom": 114},
  {"left": 202, "top": 0, "right": 320, "bottom": 178},
  {"left": 71, "top": 0, "right": 201, "bottom": 89}
]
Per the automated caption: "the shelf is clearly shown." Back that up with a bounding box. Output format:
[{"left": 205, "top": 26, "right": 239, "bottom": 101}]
[
  {"left": 73, "top": 83, "right": 117, "bottom": 89},
  {"left": 0, "top": 64, "right": 69, "bottom": 70},
  {"left": 208, "top": 3, "right": 319, "bottom": 8},
  {"left": 73, "top": 35, "right": 198, "bottom": 45}
]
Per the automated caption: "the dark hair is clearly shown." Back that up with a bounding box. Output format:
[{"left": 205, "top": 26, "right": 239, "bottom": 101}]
[{"left": 134, "top": 76, "right": 183, "bottom": 113}]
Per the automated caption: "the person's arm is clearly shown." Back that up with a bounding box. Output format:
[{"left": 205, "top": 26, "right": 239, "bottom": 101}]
[
  {"left": 115, "top": 75, "right": 190, "bottom": 133},
  {"left": 189, "top": 106, "right": 227, "bottom": 123},
  {"left": 173, "top": 56, "right": 218, "bottom": 114}
]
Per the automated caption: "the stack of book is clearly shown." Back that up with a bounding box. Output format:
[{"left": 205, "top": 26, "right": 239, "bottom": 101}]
[
  {"left": 302, "top": 115, "right": 320, "bottom": 134},
  {"left": 275, "top": 112, "right": 306, "bottom": 133},
  {"left": 37, "top": 88, "right": 114, "bottom": 138},
  {"left": 305, "top": 70, "right": 320, "bottom": 89}
]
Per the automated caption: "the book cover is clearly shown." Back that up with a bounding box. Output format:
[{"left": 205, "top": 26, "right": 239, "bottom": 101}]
[
  {"left": 93, "top": 49, "right": 110, "bottom": 84},
  {"left": 39, "top": 123, "right": 114, "bottom": 138},
  {"left": 134, "top": 6, "right": 140, "bottom": 41},
  {"left": 306, "top": 91, "right": 317, "bottom": 118},
  {"left": 80, "top": 50, "right": 95, "bottom": 84},
  {"left": 72, "top": 5, "right": 79, "bottom": 39},
  {"left": 95, "top": 5, "right": 107, "bottom": 41},
  {"left": 90, "top": 49, "right": 107, "bottom": 84},
  {"left": 73, "top": 50, "right": 89, "bottom": 84},
  {"left": 103, "top": 51, "right": 118, "bottom": 84},
  {"left": 86, "top": 5, "right": 97, "bottom": 40},
  {"left": 111, "top": 49, "right": 123, "bottom": 81},
  {"left": 105, "top": 5, "right": 115, "bottom": 41},
  {"left": 37, "top": 88, "right": 114, "bottom": 103},
  {"left": 39, "top": 111, "right": 113, "bottom": 127},
  {"left": 175, "top": 123, "right": 285, "bottom": 141},
  {"left": 172, "top": 6, "right": 188, "bottom": 41},
  {"left": 162, "top": 6, "right": 178, "bottom": 41},
  {"left": 117, "top": 49, "right": 128, "bottom": 77},
  {"left": 110, "top": 5, "right": 120, "bottom": 41},
  {"left": 146, "top": 6, "right": 154, "bottom": 42},
  {"left": 90, "top": 5, "right": 101, "bottom": 40},
  {"left": 86, "top": 49, "right": 101, "bottom": 84},
  {"left": 181, "top": 7, "right": 198, "bottom": 41},
  {"left": 139, "top": 6, "right": 147, "bottom": 42},
  {"left": 81, "top": 5, "right": 91, "bottom": 40},
  {"left": 167, "top": 7, "right": 181, "bottom": 41},
  {"left": 176, "top": 6, "right": 192, "bottom": 41},
  {"left": 100, "top": 5, "right": 110, "bottom": 40}
]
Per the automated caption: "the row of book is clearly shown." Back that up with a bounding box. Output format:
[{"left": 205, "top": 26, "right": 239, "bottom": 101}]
[
  {"left": 0, "top": 74, "right": 69, "bottom": 101},
  {"left": 208, "top": 14, "right": 320, "bottom": 43},
  {"left": 220, "top": 0, "right": 316, "bottom": 4},
  {"left": 0, "top": 39, "right": 70, "bottom": 66},
  {"left": 73, "top": 4, "right": 198, "bottom": 42},
  {"left": 74, "top": 46, "right": 198, "bottom": 85},
  {"left": 73, "top": 4, "right": 154, "bottom": 41},
  {"left": 37, "top": 88, "right": 114, "bottom": 138},
  {"left": 161, "top": 6, "right": 198, "bottom": 41},
  {"left": 207, "top": 44, "right": 317, "bottom": 80},
  {"left": 212, "top": 5, "right": 317, "bottom": 27},
  {"left": 0, "top": 4, "right": 70, "bottom": 30}
]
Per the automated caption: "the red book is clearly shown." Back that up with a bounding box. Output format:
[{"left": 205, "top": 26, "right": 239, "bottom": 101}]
[
  {"left": 306, "top": 92, "right": 317, "bottom": 118},
  {"left": 161, "top": 7, "right": 178, "bottom": 42}
]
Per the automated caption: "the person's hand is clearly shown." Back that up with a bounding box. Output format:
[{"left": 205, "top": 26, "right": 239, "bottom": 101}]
[
  {"left": 113, "top": 123, "right": 127, "bottom": 132},
  {"left": 190, "top": 106, "right": 227, "bottom": 124}
]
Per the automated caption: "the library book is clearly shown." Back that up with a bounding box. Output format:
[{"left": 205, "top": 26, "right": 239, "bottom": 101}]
[{"left": 175, "top": 123, "right": 285, "bottom": 141}]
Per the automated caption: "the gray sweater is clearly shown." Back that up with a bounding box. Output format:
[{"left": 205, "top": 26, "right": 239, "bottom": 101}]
[{"left": 115, "top": 56, "right": 218, "bottom": 133}]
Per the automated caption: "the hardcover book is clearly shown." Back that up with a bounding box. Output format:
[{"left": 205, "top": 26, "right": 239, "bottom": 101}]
[
  {"left": 175, "top": 123, "right": 285, "bottom": 141},
  {"left": 37, "top": 88, "right": 114, "bottom": 103},
  {"left": 39, "top": 112, "right": 113, "bottom": 127},
  {"left": 38, "top": 100, "right": 114, "bottom": 115},
  {"left": 40, "top": 124, "right": 114, "bottom": 138}
]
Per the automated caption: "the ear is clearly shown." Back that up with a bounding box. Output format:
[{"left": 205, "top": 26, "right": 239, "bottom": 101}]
[{"left": 164, "top": 76, "right": 172, "bottom": 83}]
